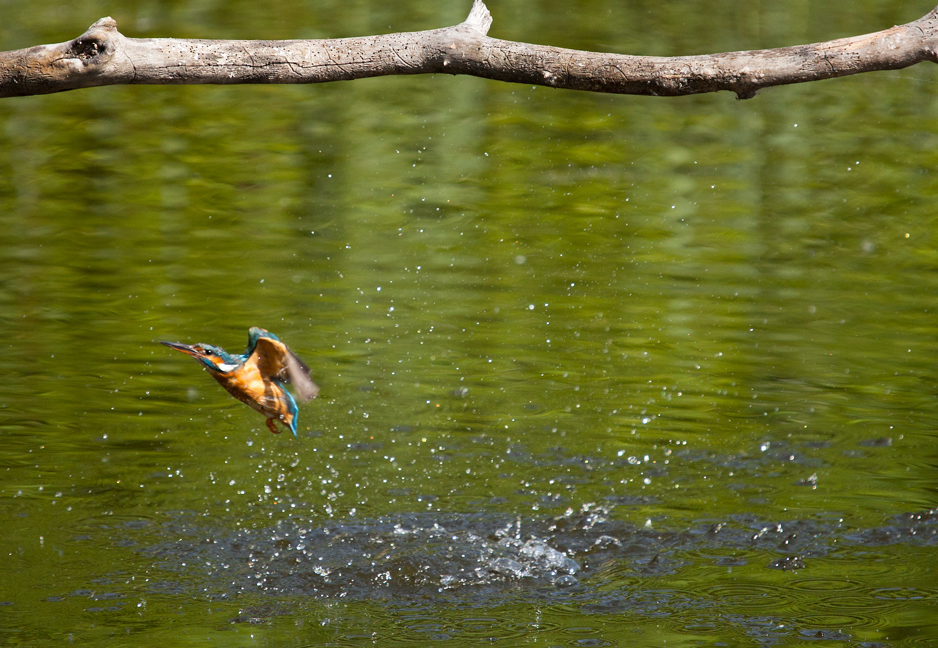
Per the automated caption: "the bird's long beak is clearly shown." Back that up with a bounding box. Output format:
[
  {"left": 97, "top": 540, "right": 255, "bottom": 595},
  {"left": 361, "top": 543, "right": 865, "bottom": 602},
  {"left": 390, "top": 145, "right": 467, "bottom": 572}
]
[{"left": 160, "top": 341, "right": 201, "bottom": 357}]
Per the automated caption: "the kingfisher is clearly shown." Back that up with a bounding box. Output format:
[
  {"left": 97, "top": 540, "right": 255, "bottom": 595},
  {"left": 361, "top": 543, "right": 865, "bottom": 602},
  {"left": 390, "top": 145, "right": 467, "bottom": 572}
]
[{"left": 161, "top": 327, "right": 319, "bottom": 437}]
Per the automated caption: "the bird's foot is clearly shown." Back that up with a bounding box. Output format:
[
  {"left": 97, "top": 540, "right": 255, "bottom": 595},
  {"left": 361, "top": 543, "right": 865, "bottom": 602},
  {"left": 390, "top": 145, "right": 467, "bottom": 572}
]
[{"left": 266, "top": 418, "right": 281, "bottom": 434}]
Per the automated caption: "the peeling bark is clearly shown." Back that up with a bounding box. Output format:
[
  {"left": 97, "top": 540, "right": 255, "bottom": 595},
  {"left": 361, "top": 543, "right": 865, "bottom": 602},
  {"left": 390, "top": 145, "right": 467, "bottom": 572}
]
[{"left": 2, "top": 1, "right": 937, "bottom": 100}]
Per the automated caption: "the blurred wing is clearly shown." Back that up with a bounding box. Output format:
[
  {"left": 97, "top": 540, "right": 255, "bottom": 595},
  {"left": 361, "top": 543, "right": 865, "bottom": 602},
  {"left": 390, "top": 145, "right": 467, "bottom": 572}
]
[
  {"left": 285, "top": 351, "right": 319, "bottom": 402},
  {"left": 253, "top": 336, "right": 319, "bottom": 402}
]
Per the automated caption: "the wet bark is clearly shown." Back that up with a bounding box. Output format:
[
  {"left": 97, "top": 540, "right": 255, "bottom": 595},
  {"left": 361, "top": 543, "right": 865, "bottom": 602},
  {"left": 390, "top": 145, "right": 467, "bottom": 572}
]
[{"left": 2, "top": 1, "right": 937, "bottom": 100}]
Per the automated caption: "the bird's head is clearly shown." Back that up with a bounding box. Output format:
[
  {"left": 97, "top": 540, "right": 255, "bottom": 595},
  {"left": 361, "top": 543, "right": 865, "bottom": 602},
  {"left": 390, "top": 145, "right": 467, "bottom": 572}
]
[{"left": 160, "top": 341, "right": 242, "bottom": 373}]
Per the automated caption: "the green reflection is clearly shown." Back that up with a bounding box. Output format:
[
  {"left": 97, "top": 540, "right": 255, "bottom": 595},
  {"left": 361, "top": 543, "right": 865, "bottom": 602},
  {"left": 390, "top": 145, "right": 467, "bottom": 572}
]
[{"left": 1, "top": 0, "right": 937, "bottom": 646}]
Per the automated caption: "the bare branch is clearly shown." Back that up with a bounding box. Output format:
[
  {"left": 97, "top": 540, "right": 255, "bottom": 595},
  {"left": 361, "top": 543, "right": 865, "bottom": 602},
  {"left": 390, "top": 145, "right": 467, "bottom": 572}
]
[{"left": 2, "top": 1, "right": 937, "bottom": 100}]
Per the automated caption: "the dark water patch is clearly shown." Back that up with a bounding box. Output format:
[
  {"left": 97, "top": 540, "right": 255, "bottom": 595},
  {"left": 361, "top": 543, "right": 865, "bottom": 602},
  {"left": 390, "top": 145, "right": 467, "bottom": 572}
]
[
  {"left": 799, "top": 627, "right": 852, "bottom": 641},
  {"left": 844, "top": 509, "right": 938, "bottom": 547},
  {"left": 675, "top": 443, "right": 826, "bottom": 474},
  {"left": 69, "top": 589, "right": 95, "bottom": 597},
  {"left": 90, "top": 592, "right": 124, "bottom": 600},
  {"left": 768, "top": 555, "right": 805, "bottom": 570},
  {"left": 132, "top": 505, "right": 938, "bottom": 612},
  {"left": 85, "top": 603, "right": 125, "bottom": 612},
  {"left": 73, "top": 514, "right": 155, "bottom": 534},
  {"left": 603, "top": 495, "right": 656, "bottom": 506},
  {"left": 229, "top": 602, "right": 292, "bottom": 625},
  {"left": 859, "top": 437, "right": 893, "bottom": 448}
]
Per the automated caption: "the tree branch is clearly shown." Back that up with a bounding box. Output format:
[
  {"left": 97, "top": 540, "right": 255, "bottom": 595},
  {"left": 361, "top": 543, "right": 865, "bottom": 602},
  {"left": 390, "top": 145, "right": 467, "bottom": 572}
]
[{"left": 2, "top": 0, "right": 937, "bottom": 100}]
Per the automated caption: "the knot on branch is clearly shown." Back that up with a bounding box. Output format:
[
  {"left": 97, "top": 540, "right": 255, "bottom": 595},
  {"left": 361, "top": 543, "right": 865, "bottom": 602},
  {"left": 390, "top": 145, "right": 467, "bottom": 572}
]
[
  {"left": 69, "top": 17, "right": 120, "bottom": 62},
  {"left": 71, "top": 37, "right": 108, "bottom": 61}
]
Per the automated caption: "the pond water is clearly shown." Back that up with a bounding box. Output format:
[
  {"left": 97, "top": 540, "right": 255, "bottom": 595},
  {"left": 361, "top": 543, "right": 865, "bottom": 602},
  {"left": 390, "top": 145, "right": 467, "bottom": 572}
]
[{"left": 1, "top": 0, "right": 937, "bottom": 645}]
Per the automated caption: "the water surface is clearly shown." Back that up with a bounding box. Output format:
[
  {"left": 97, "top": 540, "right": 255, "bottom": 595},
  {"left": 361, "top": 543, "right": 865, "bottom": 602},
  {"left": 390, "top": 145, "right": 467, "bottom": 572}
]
[{"left": 1, "top": 0, "right": 937, "bottom": 645}]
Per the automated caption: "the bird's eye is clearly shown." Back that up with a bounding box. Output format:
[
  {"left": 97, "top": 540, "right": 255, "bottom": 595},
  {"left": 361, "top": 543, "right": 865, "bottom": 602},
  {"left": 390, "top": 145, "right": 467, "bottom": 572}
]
[{"left": 204, "top": 349, "right": 214, "bottom": 355}]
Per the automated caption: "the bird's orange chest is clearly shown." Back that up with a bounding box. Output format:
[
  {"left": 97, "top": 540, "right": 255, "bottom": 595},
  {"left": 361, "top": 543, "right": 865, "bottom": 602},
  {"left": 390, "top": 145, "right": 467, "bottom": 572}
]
[{"left": 211, "top": 363, "right": 288, "bottom": 418}]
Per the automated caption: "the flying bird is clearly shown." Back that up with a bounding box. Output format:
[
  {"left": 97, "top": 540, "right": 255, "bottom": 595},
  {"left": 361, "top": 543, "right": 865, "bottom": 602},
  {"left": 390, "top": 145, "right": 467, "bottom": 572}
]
[{"left": 161, "top": 327, "right": 318, "bottom": 437}]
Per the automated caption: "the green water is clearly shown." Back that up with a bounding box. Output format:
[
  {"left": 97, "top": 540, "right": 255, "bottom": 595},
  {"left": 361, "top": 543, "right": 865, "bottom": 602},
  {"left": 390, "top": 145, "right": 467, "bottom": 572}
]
[{"left": 1, "top": 1, "right": 937, "bottom": 645}]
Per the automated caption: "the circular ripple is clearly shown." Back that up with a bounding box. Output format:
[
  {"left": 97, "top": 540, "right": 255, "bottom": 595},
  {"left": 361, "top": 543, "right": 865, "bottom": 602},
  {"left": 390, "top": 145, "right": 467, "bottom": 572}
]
[
  {"left": 387, "top": 615, "right": 451, "bottom": 645},
  {"left": 813, "top": 594, "right": 899, "bottom": 614},
  {"left": 392, "top": 613, "right": 542, "bottom": 643},
  {"left": 827, "top": 547, "right": 907, "bottom": 575},
  {"left": 790, "top": 577, "right": 861, "bottom": 593},
  {"left": 456, "top": 616, "right": 527, "bottom": 641},
  {"left": 678, "top": 611, "right": 721, "bottom": 634},
  {"left": 704, "top": 583, "right": 794, "bottom": 609},
  {"left": 897, "top": 636, "right": 938, "bottom": 647},
  {"left": 562, "top": 626, "right": 602, "bottom": 636},
  {"left": 799, "top": 613, "right": 881, "bottom": 629},
  {"left": 868, "top": 587, "right": 934, "bottom": 601},
  {"left": 506, "top": 620, "right": 561, "bottom": 634}
]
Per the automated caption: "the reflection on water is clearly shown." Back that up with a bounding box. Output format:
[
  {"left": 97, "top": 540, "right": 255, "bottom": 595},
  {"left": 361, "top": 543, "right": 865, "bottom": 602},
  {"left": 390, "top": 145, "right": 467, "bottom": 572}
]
[{"left": 1, "top": 0, "right": 938, "bottom": 645}]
